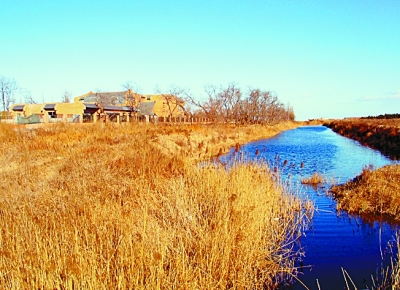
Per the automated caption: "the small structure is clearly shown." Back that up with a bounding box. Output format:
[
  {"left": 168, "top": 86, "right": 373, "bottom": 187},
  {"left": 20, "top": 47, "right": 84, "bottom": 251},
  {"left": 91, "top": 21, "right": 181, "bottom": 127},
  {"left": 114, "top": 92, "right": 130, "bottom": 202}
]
[
  {"left": 9, "top": 102, "right": 101, "bottom": 124},
  {"left": 102, "top": 105, "right": 137, "bottom": 123},
  {"left": 55, "top": 102, "right": 100, "bottom": 123},
  {"left": 9, "top": 104, "right": 42, "bottom": 124},
  {"left": 137, "top": 102, "right": 157, "bottom": 123},
  {"left": 10, "top": 104, "right": 25, "bottom": 116}
]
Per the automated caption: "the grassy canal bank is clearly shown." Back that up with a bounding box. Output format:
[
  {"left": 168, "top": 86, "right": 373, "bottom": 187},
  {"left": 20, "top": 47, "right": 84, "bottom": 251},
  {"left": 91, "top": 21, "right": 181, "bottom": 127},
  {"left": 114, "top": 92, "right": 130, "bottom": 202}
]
[
  {"left": 331, "top": 164, "right": 400, "bottom": 221},
  {"left": 0, "top": 121, "right": 312, "bottom": 289},
  {"left": 324, "top": 118, "right": 400, "bottom": 221},
  {"left": 324, "top": 118, "right": 400, "bottom": 159},
  {"left": 325, "top": 118, "right": 400, "bottom": 289}
]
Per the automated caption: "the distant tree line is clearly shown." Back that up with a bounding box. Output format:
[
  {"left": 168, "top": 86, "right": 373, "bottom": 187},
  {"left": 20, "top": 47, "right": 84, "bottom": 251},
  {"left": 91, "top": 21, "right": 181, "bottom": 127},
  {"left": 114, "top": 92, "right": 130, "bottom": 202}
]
[
  {"left": 184, "top": 83, "right": 295, "bottom": 124},
  {"left": 361, "top": 113, "right": 400, "bottom": 119}
]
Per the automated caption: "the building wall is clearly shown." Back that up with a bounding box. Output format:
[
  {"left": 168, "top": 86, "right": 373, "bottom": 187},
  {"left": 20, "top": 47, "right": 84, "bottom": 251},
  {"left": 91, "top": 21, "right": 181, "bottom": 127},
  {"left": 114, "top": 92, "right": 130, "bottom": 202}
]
[
  {"left": 24, "top": 104, "right": 45, "bottom": 116},
  {"left": 55, "top": 102, "right": 86, "bottom": 115},
  {"left": 10, "top": 103, "right": 87, "bottom": 117},
  {"left": 142, "top": 95, "right": 185, "bottom": 117},
  {"left": 9, "top": 104, "right": 25, "bottom": 117},
  {"left": 73, "top": 92, "right": 93, "bottom": 103}
]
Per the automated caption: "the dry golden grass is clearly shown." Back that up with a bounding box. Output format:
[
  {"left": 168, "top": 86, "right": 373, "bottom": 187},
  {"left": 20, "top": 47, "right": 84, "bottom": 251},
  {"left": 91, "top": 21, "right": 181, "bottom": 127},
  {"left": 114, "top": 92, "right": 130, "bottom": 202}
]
[
  {"left": 331, "top": 164, "right": 400, "bottom": 221},
  {"left": 151, "top": 121, "right": 300, "bottom": 160},
  {"left": 325, "top": 117, "right": 400, "bottom": 128},
  {"left": 0, "top": 122, "right": 312, "bottom": 289},
  {"left": 301, "top": 172, "right": 324, "bottom": 186},
  {"left": 324, "top": 118, "right": 400, "bottom": 160}
]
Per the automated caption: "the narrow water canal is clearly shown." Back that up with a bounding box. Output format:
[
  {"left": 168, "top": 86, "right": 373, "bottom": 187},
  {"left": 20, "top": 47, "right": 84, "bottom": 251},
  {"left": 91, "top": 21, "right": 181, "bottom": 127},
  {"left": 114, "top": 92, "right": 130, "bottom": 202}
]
[{"left": 220, "top": 125, "right": 399, "bottom": 290}]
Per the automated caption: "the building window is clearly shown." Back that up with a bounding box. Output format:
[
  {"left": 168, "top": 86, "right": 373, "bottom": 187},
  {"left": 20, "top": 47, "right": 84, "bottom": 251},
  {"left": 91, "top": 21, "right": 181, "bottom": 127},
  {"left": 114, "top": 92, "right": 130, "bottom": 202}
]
[{"left": 147, "top": 95, "right": 151, "bottom": 101}]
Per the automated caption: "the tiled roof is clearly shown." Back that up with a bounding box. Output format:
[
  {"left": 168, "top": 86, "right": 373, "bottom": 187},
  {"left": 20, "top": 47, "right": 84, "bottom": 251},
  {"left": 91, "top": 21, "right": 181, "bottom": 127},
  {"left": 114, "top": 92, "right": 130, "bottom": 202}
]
[
  {"left": 43, "top": 103, "right": 56, "bottom": 110},
  {"left": 138, "top": 102, "right": 155, "bottom": 116},
  {"left": 103, "top": 105, "right": 136, "bottom": 112},
  {"left": 82, "top": 91, "right": 127, "bottom": 105},
  {"left": 12, "top": 105, "right": 25, "bottom": 111},
  {"left": 83, "top": 103, "right": 99, "bottom": 110}
]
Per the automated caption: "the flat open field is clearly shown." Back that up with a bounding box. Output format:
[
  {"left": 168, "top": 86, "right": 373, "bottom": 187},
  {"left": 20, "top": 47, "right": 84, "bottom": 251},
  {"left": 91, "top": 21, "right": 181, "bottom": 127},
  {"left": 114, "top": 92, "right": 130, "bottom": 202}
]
[{"left": 0, "top": 122, "right": 312, "bottom": 289}]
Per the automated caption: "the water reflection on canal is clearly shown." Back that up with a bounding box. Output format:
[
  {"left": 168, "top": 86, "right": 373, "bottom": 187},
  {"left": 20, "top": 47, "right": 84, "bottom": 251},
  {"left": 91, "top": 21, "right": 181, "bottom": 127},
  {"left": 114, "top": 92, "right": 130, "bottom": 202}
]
[{"left": 220, "top": 125, "right": 399, "bottom": 290}]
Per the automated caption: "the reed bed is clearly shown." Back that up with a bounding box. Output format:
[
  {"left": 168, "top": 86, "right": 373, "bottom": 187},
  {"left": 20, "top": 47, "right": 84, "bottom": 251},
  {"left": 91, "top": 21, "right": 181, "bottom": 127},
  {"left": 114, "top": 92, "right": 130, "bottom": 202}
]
[
  {"left": 0, "top": 122, "right": 312, "bottom": 289},
  {"left": 331, "top": 164, "right": 400, "bottom": 222}
]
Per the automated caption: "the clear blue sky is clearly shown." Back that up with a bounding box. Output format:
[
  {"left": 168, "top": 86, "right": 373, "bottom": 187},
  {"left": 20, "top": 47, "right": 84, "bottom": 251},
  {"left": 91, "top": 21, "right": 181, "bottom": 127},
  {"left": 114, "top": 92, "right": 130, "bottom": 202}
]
[{"left": 1, "top": 0, "right": 399, "bottom": 120}]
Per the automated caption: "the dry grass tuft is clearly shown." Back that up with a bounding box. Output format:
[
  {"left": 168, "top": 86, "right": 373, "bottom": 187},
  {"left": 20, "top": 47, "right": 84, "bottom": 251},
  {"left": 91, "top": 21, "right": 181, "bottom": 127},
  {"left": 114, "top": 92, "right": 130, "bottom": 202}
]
[
  {"left": 331, "top": 164, "right": 400, "bottom": 221},
  {"left": 301, "top": 172, "right": 324, "bottom": 186},
  {"left": 0, "top": 122, "right": 312, "bottom": 289}
]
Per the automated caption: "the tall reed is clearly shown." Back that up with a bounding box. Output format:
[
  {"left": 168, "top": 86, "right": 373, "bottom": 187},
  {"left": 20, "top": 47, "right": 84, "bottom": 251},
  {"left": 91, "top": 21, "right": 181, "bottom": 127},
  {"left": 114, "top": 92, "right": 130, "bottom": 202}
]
[
  {"left": 0, "top": 122, "right": 312, "bottom": 289},
  {"left": 331, "top": 164, "right": 400, "bottom": 221}
]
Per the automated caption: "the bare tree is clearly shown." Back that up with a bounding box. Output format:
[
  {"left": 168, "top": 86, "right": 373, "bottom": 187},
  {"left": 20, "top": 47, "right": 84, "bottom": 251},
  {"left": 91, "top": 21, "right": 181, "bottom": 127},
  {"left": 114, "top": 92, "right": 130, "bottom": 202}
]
[
  {"left": 247, "top": 88, "right": 263, "bottom": 124},
  {"left": 122, "top": 81, "right": 142, "bottom": 109},
  {"left": 0, "top": 76, "right": 18, "bottom": 111},
  {"left": 61, "top": 90, "right": 71, "bottom": 103},
  {"left": 286, "top": 103, "right": 295, "bottom": 121},
  {"left": 216, "top": 83, "right": 242, "bottom": 122},
  {"left": 24, "top": 90, "right": 37, "bottom": 104},
  {"left": 184, "top": 85, "right": 213, "bottom": 118},
  {"left": 199, "top": 84, "right": 243, "bottom": 122},
  {"left": 155, "top": 82, "right": 295, "bottom": 125},
  {"left": 156, "top": 85, "right": 187, "bottom": 120}
]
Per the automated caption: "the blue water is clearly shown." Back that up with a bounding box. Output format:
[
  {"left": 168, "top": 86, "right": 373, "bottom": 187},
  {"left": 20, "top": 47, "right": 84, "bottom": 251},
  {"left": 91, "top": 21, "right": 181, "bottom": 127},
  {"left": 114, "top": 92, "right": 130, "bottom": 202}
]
[{"left": 220, "top": 125, "right": 399, "bottom": 290}]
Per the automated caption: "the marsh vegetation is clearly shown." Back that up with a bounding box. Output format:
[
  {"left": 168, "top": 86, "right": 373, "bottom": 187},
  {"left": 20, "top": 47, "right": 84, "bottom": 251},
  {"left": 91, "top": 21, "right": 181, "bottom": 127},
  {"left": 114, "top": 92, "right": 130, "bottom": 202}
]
[
  {"left": 324, "top": 118, "right": 400, "bottom": 221},
  {"left": 0, "top": 122, "right": 312, "bottom": 289},
  {"left": 324, "top": 118, "right": 400, "bottom": 159},
  {"left": 331, "top": 164, "right": 400, "bottom": 221}
]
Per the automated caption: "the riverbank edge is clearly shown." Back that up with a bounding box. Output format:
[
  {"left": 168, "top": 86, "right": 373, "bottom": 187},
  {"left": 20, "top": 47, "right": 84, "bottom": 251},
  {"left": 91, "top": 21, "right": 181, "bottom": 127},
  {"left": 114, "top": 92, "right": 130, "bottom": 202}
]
[
  {"left": 152, "top": 121, "right": 309, "bottom": 163},
  {"left": 323, "top": 119, "right": 400, "bottom": 159},
  {"left": 330, "top": 164, "right": 400, "bottom": 222},
  {"left": 323, "top": 119, "right": 400, "bottom": 222}
]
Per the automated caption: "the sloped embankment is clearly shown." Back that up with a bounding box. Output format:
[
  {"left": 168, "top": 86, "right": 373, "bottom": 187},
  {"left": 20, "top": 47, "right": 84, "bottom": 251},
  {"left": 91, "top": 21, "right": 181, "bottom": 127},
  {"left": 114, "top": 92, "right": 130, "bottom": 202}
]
[
  {"left": 0, "top": 122, "right": 312, "bottom": 289},
  {"left": 331, "top": 164, "right": 400, "bottom": 221},
  {"left": 324, "top": 119, "right": 400, "bottom": 221},
  {"left": 324, "top": 119, "right": 400, "bottom": 159}
]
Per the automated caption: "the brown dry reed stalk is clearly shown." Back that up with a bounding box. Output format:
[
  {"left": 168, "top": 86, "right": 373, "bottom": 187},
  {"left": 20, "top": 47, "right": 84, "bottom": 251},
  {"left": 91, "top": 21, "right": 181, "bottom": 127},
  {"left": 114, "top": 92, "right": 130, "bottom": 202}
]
[
  {"left": 0, "top": 122, "right": 312, "bottom": 289},
  {"left": 392, "top": 235, "right": 400, "bottom": 290},
  {"left": 331, "top": 164, "right": 400, "bottom": 221},
  {"left": 339, "top": 234, "right": 400, "bottom": 290},
  {"left": 301, "top": 172, "right": 324, "bottom": 185}
]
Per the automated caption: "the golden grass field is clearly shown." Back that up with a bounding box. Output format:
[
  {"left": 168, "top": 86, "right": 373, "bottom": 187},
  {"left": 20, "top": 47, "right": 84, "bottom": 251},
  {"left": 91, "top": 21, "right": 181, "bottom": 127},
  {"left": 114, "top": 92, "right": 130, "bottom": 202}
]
[{"left": 0, "top": 122, "right": 313, "bottom": 289}]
